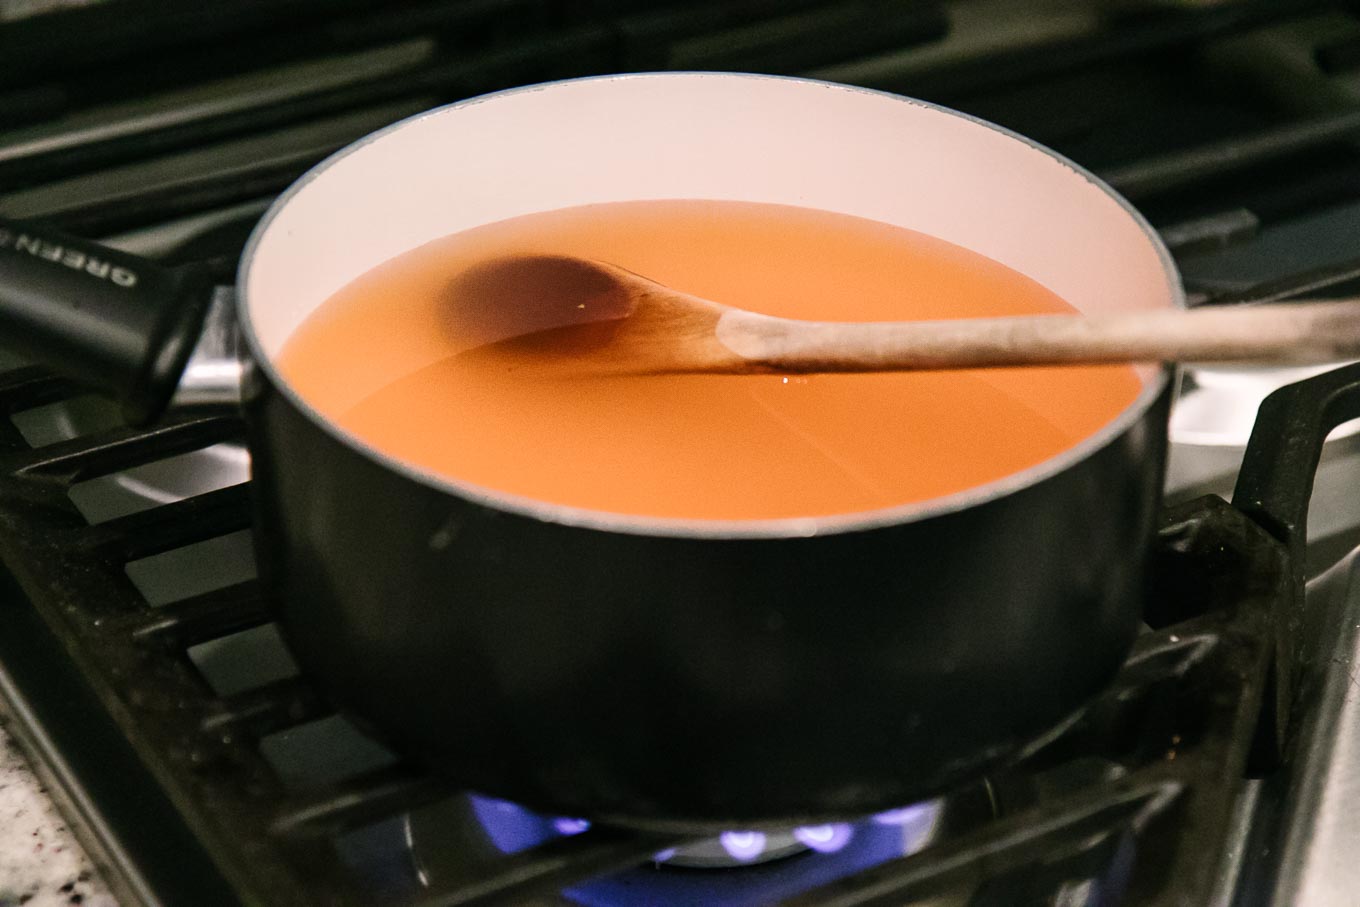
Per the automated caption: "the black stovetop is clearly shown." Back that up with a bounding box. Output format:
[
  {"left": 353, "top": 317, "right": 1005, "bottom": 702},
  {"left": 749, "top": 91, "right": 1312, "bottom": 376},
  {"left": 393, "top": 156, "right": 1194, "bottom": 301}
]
[{"left": 6, "top": 2, "right": 1360, "bottom": 904}]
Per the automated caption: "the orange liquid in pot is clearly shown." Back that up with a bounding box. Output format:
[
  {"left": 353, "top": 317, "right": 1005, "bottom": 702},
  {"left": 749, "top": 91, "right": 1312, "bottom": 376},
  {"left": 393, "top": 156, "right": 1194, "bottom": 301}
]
[{"left": 276, "top": 200, "right": 1142, "bottom": 520}]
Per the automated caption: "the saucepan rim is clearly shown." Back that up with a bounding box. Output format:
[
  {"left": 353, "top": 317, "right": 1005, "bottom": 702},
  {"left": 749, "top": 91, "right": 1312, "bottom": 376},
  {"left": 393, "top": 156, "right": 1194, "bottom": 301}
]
[{"left": 236, "top": 71, "right": 1184, "bottom": 540}]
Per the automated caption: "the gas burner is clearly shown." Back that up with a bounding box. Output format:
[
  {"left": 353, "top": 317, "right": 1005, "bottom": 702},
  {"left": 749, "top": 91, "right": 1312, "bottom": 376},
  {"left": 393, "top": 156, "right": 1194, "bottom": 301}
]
[
  {"left": 468, "top": 796, "right": 941, "bottom": 869},
  {"left": 405, "top": 794, "right": 954, "bottom": 905}
]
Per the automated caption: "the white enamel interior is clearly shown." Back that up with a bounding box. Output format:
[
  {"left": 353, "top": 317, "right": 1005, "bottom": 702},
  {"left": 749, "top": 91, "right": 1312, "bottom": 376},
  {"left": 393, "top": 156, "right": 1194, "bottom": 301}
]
[{"left": 239, "top": 73, "right": 1182, "bottom": 537}]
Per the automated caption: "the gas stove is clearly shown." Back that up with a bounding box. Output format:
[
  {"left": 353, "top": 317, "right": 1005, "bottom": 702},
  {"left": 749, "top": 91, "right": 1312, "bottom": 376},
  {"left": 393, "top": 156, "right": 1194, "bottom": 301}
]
[{"left": 5, "top": 1, "right": 1360, "bottom": 905}]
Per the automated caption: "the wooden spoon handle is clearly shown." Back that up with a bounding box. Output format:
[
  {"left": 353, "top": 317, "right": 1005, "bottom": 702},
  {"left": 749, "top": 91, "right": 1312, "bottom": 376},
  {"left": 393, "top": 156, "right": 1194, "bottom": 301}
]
[{"left": 717, "top": 299, "right": 1360, "bottom": 372}]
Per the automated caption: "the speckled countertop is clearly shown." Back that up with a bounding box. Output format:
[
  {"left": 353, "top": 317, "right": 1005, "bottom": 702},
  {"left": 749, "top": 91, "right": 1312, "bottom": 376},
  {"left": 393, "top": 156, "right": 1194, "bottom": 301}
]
[{"left": 0, "top": 723, "right": 115, "bottom": 907}]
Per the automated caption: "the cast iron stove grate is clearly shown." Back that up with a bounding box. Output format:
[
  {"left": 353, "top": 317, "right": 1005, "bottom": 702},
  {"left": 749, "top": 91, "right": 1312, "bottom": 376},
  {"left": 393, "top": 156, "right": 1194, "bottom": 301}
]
[{"left": 2, "top": 325, "right": 1357, "bottom": 905}]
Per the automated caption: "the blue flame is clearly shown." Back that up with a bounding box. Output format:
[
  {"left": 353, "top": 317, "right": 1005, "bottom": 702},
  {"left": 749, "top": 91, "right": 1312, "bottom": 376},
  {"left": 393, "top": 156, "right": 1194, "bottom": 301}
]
[
  {"left": 554, "top": 817, "right": 592, "bottom": 836},
  {"left": 719, "top": 830, "right": 768, "bottom": 862},
  {"left": 793, "top": 823, "right": 854, "bottom": 853}
]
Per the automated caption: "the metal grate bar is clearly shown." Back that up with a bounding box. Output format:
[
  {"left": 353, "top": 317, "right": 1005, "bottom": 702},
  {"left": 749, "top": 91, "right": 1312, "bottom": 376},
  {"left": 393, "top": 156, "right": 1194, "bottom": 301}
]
[
  {"left": 1117, "top": 629, "right": 1218, "bottom": 684},
  {"left": 778, "top": 778, "right": 1182, "bottom": 907},
  {"left": 271, "top": 764, "right": 455, "bottom": 839},
  {"left": 1, "top": 99, "right": 437, "bottom": 232},
  {"left": 0, "top": 36, "right": 452, "bottom": 187},
  {"left": 0, "top": 414, "right": 25, "bottom": 452},
  {"left": 200, "top": 676, "right": 331, "bottom": 740},
  {"left": 127, "top": 580, "right": 270, "bottom": 648},
  {"left": 1104, "top": 107, "right": 1360, "bottom": 201},
  {"left": 72, "top": 482, "right": 252, "bottom": 561},
  {"left": 838, "top": 0, "right": 1331, "bottom": 102},
  {"left": 404, "top": 826, "right": 686, "bottom": 907},
  {"left": 1203, "top": 253, "right": 1360, "bottom": 307},
  {"left": 10, "top": 414, "right": 243, "bottom": 482},
  {"left": 0, "top": 365, "right": 79, "bottom": 414}
]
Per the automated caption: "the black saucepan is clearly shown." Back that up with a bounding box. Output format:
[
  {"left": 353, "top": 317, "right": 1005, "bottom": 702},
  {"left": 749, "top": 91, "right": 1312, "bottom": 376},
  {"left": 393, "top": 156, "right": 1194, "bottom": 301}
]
[{"left": 0, "top": 73, "right": 1182, "bottom": 830}]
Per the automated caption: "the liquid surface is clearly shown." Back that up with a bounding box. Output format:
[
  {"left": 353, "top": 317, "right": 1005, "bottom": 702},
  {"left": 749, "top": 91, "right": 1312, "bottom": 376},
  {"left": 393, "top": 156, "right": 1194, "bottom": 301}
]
[{"left": 277, "top": 200, "right": 1143, "bottom": 520}]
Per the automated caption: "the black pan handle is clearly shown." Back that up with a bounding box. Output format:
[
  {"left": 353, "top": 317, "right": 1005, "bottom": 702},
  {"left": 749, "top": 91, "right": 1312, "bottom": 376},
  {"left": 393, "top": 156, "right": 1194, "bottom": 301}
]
[
  {"left": 0, "top": 216, "right": 214, "bottom": 425},
  {"left": 1232, "top": 361, "right": 1360, "bottom": 565}
]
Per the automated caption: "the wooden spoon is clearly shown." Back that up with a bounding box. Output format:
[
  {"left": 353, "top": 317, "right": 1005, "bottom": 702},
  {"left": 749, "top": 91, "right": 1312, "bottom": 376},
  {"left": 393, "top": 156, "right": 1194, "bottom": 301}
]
[{"left": 448, "top": 254, "right": 1360, "bottom": 375}]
